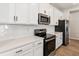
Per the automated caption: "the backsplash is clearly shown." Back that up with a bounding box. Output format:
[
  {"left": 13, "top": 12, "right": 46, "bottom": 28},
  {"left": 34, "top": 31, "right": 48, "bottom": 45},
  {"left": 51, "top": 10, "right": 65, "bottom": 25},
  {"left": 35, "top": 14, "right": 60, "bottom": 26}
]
[{"left": 0, "top": 25, "right": 55, "bottom": 41}]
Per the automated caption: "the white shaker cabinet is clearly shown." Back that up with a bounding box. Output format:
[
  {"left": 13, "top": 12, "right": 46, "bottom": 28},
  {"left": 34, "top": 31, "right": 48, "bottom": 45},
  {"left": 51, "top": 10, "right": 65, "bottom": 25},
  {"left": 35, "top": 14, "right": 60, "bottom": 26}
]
[
  {"left": 15, "top": 3, "right": 30, "bottom": 24},
  {"left": 15, "top": 3, "right": 39, "bottom": 24},
  {"left": 34, "top": 40, "right": 43, "bottom": 56},
  {"left": 0, "top": 3, "right": 39, "bottom": 24},
  {"left": 0, "top": 3, "right": 15, "bottom": 24},
  {"left": 55, "top": 32, "right": 63, "bottom": 49},
  {"left": 34, "top": 45, "right": 43, "bottom": 56},
  {"left": 49, "top": 7, "right": 54, "bottom": 25},
  {"left": 39, "top": 3, "right": 51, "bottom": 15},
  {"left": 53, "top": 7, "right": 63, "bottom": 25},
  {"left": 53, "top": 7, "right": 59, "bottom": 25},
  {"left": 29, "top": 3, "right": 39, "bottom": 25}
]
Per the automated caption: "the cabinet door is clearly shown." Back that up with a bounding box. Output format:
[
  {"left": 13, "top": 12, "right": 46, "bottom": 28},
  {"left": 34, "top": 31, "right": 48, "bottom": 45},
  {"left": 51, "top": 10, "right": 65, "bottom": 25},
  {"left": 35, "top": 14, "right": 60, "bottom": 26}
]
[
  {"left": 34, "top": 45, "right": 43, "bottom": 56},
  {"left": 58, "top": 11, "right": 63, "bottom": 20},
  {"left": 29, "top": 3, "right": 39, "bottom": 25},
  {"left": 39, "top": 3, "right": 51, "bottom": 15},
  {"left": 56, "top": 33, "right": 63, "bottom": 49},
  {"left": 56, "top": 37, "right": 61, "bottom": 49},
  {"left": 0, "top": 3, "right": 15, "bottom": 24},
  {"left": 53, "top": 7, "right": 59, "bottom": 25},
  {"left": 15, "top": 3, "right": 30, "bottom": 24},
  {"left": 50, "top": 7, "right": 54, "bottom": 25},
  {"left": 34, "top": 40, "right": 43, "bottom": 56},
  {"left": 53, "top": 7, "right": 64, "bottom": 25}
]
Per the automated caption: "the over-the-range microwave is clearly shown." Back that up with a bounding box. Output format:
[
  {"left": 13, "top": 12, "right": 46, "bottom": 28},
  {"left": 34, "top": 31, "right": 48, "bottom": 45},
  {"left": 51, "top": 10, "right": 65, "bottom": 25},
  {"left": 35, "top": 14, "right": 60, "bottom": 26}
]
[{"left": 38, "top": 13, "right": 50, "bottom": 25}]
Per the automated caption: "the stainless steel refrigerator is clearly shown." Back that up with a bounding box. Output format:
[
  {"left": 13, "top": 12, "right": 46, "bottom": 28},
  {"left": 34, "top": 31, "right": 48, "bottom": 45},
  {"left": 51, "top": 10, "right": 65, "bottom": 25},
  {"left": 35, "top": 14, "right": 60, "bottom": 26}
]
[{"left": 55, "top": 20, "right": 69, "bottom": 46}]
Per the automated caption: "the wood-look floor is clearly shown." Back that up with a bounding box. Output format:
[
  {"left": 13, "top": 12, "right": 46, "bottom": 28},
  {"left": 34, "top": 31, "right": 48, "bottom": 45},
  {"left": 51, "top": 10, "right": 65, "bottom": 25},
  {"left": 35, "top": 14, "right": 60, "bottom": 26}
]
[{"left": 55, "top": 39, "right": 79, "bottom": 56}]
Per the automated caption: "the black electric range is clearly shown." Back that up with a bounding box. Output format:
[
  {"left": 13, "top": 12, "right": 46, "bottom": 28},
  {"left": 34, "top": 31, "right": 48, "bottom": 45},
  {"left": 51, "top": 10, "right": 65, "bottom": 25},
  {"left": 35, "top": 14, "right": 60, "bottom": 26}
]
[{"left": 34, "top": 29, "right": 56, "bottom": 56}]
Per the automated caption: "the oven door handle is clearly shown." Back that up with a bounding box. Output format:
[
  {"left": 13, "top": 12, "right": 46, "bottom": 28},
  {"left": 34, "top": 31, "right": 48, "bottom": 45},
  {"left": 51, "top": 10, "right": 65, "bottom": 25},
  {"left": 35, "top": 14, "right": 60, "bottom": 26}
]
[{"left": 45, "top": 38, "right": 55, "bottom": 42}]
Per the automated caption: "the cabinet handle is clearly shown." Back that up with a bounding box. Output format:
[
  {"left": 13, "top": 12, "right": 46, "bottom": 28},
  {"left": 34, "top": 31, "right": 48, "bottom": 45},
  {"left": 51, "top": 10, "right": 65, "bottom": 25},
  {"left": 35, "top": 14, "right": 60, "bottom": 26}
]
[
  {"left": 38, "top": 42, "right": 42, "bottom": 45},
  {"left": 56, "top": 22, "right": 58, "bottom": 24},
  {"left": 14, "top": 16, "right": 16, "bottom": 21},
  {"left": 16, "top": 50, "right": 23, "bottom": 53},
  {"left": 16, "top": 16, "right": 18, "bottom": 21},
  {"left": 44, "top": 10, "right": 46, "bottom": 13}
]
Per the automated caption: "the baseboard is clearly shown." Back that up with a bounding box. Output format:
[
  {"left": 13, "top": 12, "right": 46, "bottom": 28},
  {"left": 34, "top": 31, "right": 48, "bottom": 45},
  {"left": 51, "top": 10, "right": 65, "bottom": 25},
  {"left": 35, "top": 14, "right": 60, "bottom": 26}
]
[{"left": 70, "top": 37, "right": 79, "bottom": 40}]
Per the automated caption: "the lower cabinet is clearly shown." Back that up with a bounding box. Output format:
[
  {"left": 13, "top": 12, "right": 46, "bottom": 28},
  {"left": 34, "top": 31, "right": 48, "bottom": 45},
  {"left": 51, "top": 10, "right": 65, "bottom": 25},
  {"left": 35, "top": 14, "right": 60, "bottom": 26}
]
[
  {"left": 0, "top": 39, "right": 43, "bottom": 56},
  {"left": 34, "top": 46, "right": 43, "bottom": 56},
  {"left": 0, "top": 48, "right": 22, "bottom": 56},
  {"left": 55, "top": 32, "right": 63, "bottom": 49},
  {"left": 34, "top": 40, "right": 43, "bottom": 56},
  {"left": 22, "top": 49, "right": 34, "bottom": 56}
]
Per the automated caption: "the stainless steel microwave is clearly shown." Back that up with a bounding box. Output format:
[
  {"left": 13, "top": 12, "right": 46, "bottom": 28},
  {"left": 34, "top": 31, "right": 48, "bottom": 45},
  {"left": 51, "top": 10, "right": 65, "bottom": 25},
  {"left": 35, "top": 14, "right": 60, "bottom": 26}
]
[{"left": 38, "top": 13, "right": 50, "bottom": 25}]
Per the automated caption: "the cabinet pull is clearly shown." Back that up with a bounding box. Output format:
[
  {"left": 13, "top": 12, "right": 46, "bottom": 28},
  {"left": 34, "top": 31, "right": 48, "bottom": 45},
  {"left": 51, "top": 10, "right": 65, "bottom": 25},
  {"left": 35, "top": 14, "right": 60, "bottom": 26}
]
[
  {"left": 44, "top": 10, "right": 46, "bottom": 13},
  {"left": 56, "top": 22, "right": 57, "bottom": 24},
  {"left": 38, "top": 42, "right": 42, "bottom": 45},
  {"left": 16, "top": 16, "right": 18, "bottom": 21},
  {"left": 16, "top": 50, "right": 23, "bottom": 53},
  {"left": 14, "top": 16, "right": 16, "bottom": 21}
]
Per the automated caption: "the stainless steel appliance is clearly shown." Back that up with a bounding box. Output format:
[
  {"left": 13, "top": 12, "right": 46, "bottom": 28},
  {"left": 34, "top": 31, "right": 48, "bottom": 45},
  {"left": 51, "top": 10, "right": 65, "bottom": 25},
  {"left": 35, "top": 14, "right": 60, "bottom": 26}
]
[
  {"left": 34, "top": 29, "right": 56, "bottom": 56},
  {"left": 38, "top": 13, "right": 50, "bottom": 25},
  {"left": 55, "top": 20, "right": 69, "bottom": 46}
]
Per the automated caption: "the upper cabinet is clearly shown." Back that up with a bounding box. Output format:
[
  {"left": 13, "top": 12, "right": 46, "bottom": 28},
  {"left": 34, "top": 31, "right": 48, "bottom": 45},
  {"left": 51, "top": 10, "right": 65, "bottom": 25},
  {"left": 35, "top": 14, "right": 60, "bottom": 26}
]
[
  {"left": 15, "top": 3, "right": 30, "bottom": 24},
  {"left": 15, "top": 3, "right": 39, "bottom": 24},
  {"left": 0, "top": 3, "right": 39, "bottom": 25},
  {"left": 53, "top": 7, "right": 63, "bottom": 25},
  {"left": 0, "top": 3, "right": 63, "bottom": 25},
  {"left": 29, "top": 3, "right": 39, "bottom": 25},
  {"left": 48, "top": 5, "right": 54, "bottom": 25},
  {"left": 0, "top": 3, "right": 15, "bottom": 24},
  {"left": 39, "top": 3, "right": 51, "bottom": 15}
]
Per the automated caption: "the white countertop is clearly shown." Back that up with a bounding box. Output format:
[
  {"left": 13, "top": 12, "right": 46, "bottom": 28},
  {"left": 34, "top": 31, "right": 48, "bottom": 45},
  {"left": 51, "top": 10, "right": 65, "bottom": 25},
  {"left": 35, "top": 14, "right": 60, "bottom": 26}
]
[{"left": 0, "top": 36, "right": 43, "bottom": 53}]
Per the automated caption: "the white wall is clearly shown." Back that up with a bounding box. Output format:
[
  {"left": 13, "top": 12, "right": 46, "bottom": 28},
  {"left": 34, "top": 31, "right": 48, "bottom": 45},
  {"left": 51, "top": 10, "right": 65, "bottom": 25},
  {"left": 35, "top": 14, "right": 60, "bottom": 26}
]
[
  {"left": 70, "top": 12, "right": 79, "bottom": 40},
  {"left": 0, "top": 25, "right": 55, "bottom": 41}
]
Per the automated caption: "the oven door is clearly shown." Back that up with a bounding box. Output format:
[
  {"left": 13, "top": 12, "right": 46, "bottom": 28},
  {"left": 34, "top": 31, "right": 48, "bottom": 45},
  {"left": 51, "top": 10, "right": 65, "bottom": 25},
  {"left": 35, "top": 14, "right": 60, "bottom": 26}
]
[{"left": 44, "top": 38, "right": 55, "bottom": 56}]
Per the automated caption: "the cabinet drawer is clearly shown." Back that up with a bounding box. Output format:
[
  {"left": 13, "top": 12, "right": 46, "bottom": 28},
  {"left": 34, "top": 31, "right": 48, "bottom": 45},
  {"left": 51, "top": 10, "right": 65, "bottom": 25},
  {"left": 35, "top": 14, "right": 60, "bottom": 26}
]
[
  {"left": 21, "top": 43, "right": 34, "bottom": 52},
  {"left": 0, "top": 48, "right": 22, "bottom": 56},
  {"left": 21, "top": 48, "right": 33, "bottom": 56},
  {"left": 34, "top": 40, "right": 43, "bottom": 46}
]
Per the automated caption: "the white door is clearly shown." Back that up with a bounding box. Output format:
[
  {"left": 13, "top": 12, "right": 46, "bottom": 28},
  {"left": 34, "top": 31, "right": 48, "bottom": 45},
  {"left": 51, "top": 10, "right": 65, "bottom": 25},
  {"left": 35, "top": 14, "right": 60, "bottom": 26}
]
[
  {"left": 15, "top": 3, "right": 30, "bottom": 24},
  {"left": 34, "top": 40, "right": 43, "bottom": 56},
  {"left": 49, "top": 7, "right": 54, "bottom": 25},
  {"left": 39, "top": 3, "right": 47, "bottom": 14},
  {"left": 0, "top": 3, "right": 15, "bottom": 24},
  {"left": 56, "top": 37, "right": 60, "bottom": 49},
  {"left": 39, "top": 3, "right": 50, "bottom": 15},
  {"left": 53, "top": 7, "right": 59, "bottom": 25},
  {"left": 58, "top": 11, "right": 63, "bottom": 20},
  {"left": 56, "top": 33, "right": 63, "bottom": 49},
  {"left": 29, "top": 3, "right": 39, "bottom": 25},
  {"left": 34, "top": 45, "right": 43, "bottom": 56}
]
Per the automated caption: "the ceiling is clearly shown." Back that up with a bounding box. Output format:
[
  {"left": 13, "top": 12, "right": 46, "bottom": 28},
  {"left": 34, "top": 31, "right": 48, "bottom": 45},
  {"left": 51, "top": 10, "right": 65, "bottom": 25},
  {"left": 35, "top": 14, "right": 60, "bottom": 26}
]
[{"left": 51, "top": 3, "right": 79, "bottom": 11}]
